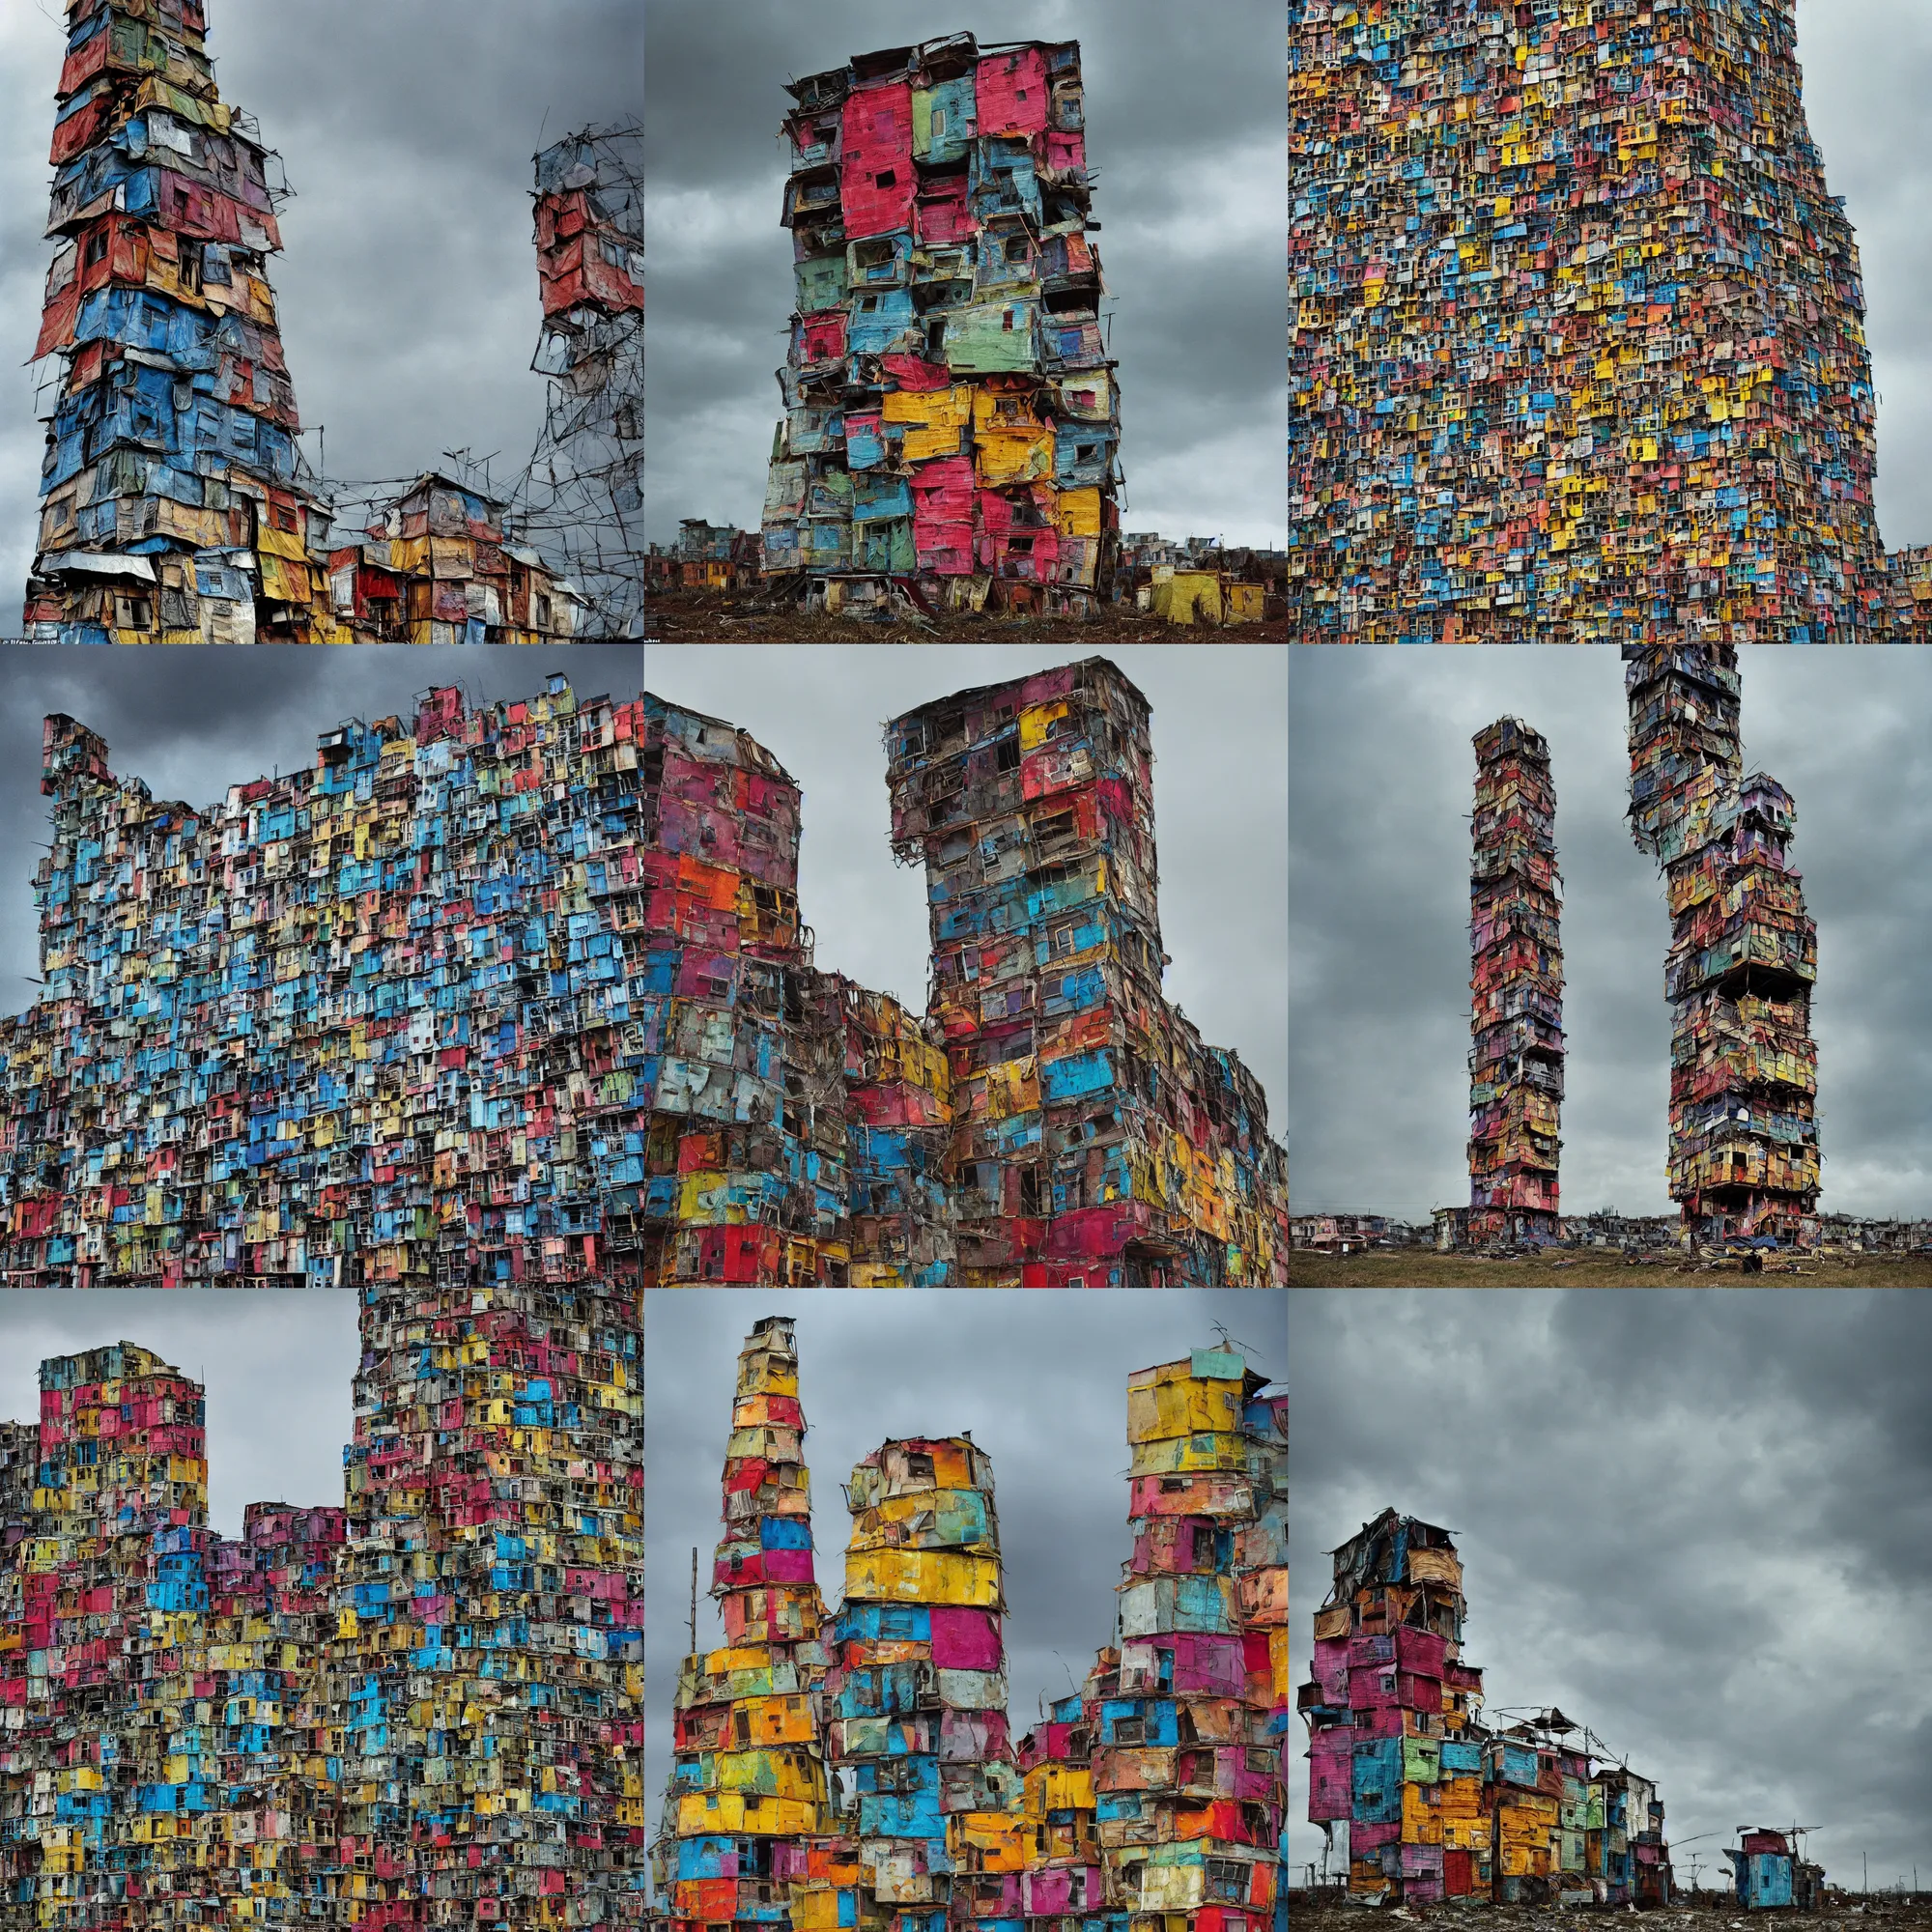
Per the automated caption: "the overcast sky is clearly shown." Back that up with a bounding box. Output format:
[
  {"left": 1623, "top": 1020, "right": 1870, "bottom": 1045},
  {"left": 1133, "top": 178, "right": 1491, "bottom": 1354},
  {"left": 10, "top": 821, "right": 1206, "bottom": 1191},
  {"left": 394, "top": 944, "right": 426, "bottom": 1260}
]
[
  {"left": 0, "top": 643, "right": 637, "bottom": 1010},
  {"left": 646, "top": 641, "right": 1287, "bottom": 1138},
  {"left": 1289, "top": 1289, "right": 1932, "bottom": 1893},
  {"left": 1290, "top": 646, "right": 1932, "bottom": 1222},
  {"left": 642, "top": 0, "right": 1288, "bottom": 552},
  {"left": 0, "top": 1289, "right": 357, "bottom": 1537},
  {"left": 643, "top": 1286, "right": 1285, "bottom": 1892},
  {"left": 0, "top": 0, "right": 641, "bottom": 623}
]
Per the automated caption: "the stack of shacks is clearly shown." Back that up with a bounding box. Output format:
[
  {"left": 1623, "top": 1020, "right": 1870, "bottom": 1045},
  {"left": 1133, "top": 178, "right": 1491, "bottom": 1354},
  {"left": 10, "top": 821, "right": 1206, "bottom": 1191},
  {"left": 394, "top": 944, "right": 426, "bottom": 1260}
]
[
  {"left": 640, "top": 665, "right": 1286, "bottom": 1286},
  {"left": 0, "top": 1345, "right": 350, "bottom": 1923},
  {"left": 762, "top": 33, "right": 1121, "bottom": 619},
  {"left": 1015, "top": 1689, "right": 1107, "bottom": 1929},
  {"left": 1286, "top": 0, "right": 1928, "bottom": 644},
  {"left": 0, "top": 1306, "right": 648, "bottom": 1923},
  {"left": 327, "top": 471, "right": 584, "bottom": 645},
  {"left": 1086, "top": 1347, "right": 1282, "bottom": 1932},
  {"left": 1238, "top": 1375, "right": 1290, "bottom": 1930},
  {"left": 0, "top": 667, "right": 1273, "bottom": 1293},
  {"left": 884, "top": 660, "right": 1288, "bottom": 1287},
  {"left": 0, "top": 675, "right": 650, "bottom": 1289},
  {"left": 651, "top": 1327, "right": 1287, "bottom": 1931},
  {"left": 828, "top": 1436, "right": 1024, "bottom": 1931},
  {"left": 1299, "top": 1510, "right": 1672, "bottom": 1907},
  {"left": 524, "top": 125, "right": 646, "bottom": 639},
  {"left": 24, "top": 0, "right": 335, "bottom": 642},
  {"left": 1299, "top": 1510, "right": 1485, "bottom": 1904},
  {"left": 1625, "top": 643, "right": 1819, "bottom": 1242},
  {"left": 1589, "top": 1763, "right": 1670, "bottom": 1905},
  {"left": 327, "top": 1264, "right": 646, "bottom": 1926},
  {"left": 637, "top": 695, "right": 956, "bottom": 1289},
  {"left": 1466, "top": 719, "right": 1564, "bottom": 1245},
  {"left": 656, "top": 1317, "right": 838, "bottom": 1929}
]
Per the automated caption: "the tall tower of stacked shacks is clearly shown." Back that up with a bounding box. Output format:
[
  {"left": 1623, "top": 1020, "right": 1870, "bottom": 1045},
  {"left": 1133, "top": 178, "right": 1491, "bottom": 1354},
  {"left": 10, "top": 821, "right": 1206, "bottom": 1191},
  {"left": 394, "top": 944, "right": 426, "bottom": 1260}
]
[
  {"left": 1301, "top": 1511, "right": 1485, "bottom": 1904},
  {"left": 1285, "top": 0, "right": 1930, "bottom": 644},
  {"left": 23, "top": 0, "right": 333, "bottom": 642},
  {"left": 829, "top": 1436, "right": 1024, "bottom": 1930},
  {"left": 1084, "top": 1347, "right": 1286, "bottom": 1932},
  {"left": 1467, "top": 720, "right": 1564, "bottom": 1246},
  {"left": 637, "top": 663, "right": 1287, "bottom": 1287},
  {"left": 637, "top": 695, "right": 957, "bottom": 1289},
  {"left": 647, "top": 1331, "right": 1288, "bottom": 1931},
  {"left": 1626, "top": 645, "right": 1819, "bottom": 1243},
  {"left": 884, "top": 659, "right": 1288, "bottom": 1287},
  {"left": 656, "top": 1318, "right": 837, "bottom": 1929},
  {"left": 762, "top": 33, "right": 1121, "bottom": 619},
  {"left": 330, "top": 1260, "right": 646, "bottom": 1925},
  {"left": 518, "top": 123, "right": 646, "bottom": 638},
  {"left": 1300, "top": 1510, "right": 1670, "bottom": 1907}
]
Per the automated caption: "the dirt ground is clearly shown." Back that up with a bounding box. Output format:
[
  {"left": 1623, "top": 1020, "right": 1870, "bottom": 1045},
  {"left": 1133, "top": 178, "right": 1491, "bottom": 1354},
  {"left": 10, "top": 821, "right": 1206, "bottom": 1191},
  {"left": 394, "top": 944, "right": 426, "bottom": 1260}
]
[
  {"left": 643, "top": 587, "right": 1290, "bottom": 644},
  {"left": 1286, "top": 1250, "right": 1932, "bottom": 1288},
  {"left": 1287, "top": 1892, "right": 1932, "bottom": 1930}
]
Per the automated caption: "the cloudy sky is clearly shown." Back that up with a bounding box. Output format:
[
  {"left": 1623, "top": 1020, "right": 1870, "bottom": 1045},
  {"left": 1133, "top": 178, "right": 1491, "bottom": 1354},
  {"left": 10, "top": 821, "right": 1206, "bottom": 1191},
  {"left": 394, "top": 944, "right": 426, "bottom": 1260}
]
[
  {"left": 0, "top": 642, "right": 638, "bottom": 1008},
  {"left": 646, "top": 641, "right": 1287, "bottom": 1137},
  {"left": 642, "top": 0, "right": 1288, "bottom": 552},
  {"left": 643, "top": 1286, "right": 1285, "bottom": 1885},
  {"left": 0, "top": 1290, "right": 357, "bottom": 1536},
  {"left": 1289, "top": 1289, "right": 1932, "bottom": 1893},
  {"left": 1290, "top": 646, "right": 1932, "bottom": 1222},
  {"left": 0, "top": 0, "right": 640, "bottom": 622}
]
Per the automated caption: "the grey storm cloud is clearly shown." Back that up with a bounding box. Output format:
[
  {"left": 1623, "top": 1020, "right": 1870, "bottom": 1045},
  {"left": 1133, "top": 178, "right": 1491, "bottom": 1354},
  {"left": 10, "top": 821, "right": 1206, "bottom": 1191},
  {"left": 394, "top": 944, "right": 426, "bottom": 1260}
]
[
  {"left": 0, "top": 0, "right": 642, "bottom": 623},
  {"left": 1288, "top": 645, "right": 1932, "bottom": 1222},
  {"left": 642, "top": 0, "right": 1289, "bottom": 552},
  {"left": 642, "top": 1286, "right": 1286, "bottom": 1889},
  {"left": 0, "top": 1289, "right": 358, "bottom": 1538},
  {"left": 0, "top": 642, "right": 639, "bottom": 1011},
  {"left": 643, "top": 641, "right": 1287, "bottom": 1138},
  {"left": 1287, "top": 1289, "right": 1932, "bottom": 1891}
]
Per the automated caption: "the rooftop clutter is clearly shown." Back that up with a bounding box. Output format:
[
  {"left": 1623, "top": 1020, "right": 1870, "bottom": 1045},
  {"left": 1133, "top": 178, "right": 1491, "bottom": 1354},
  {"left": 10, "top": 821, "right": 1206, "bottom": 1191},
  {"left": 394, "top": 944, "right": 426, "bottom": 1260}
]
[
  {"left": 1467, "top": 719, "right": 1564, "bottom": 1244},
  {"left": 0, "top": 1319, "right": 646, "bottom": 1925},
  {"left": 884, "top": 660, "right": 1288, "bottom": 1286},
  {"left": 0, "top": 673, "right": 651, "bottom": 1288},
  {"left": 761, "top": 33, "right": 1122, "bottom": 621},
  {"left": 1299, "top": 1509, "right": 1671, "bottom": 1908},
  {"left": 23, "top": 0, "right": 339, "bottom": 643},
  {"left": 652, "top": 1325, "right": 1288, "bottom": 1932},
  {"left": 1286, "top": 0, "right": 1929, "bottom": 645},
  {"left": 1624, "top": 642, "right": 1819, "bottom": 1242}
]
